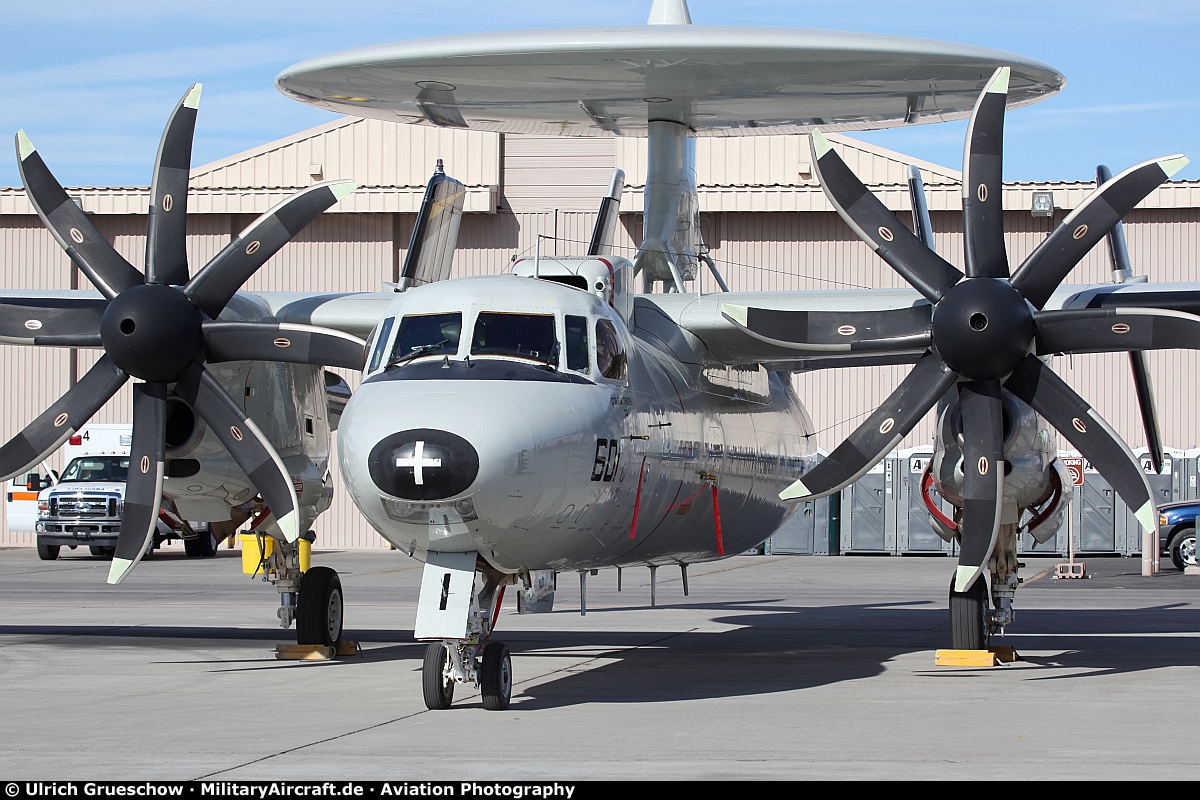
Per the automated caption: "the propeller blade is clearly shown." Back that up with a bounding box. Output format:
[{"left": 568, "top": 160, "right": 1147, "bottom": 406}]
[
  {"left": 202, "top": 321, "right": 366, "bottom": 370},
  {"left": 809, "top": 129, "right": 963, "bottom": 302},
  {"left": 1129, "top": 350, "right": 1163, "bottom": 474},
  {"left": 1004, "top": 354, "right": 1156, "bottom": 533},
  {"left": 108, "top": 382, "right": 166, "bottom": 584},
  {"left": 15, "top": 131, "right": 143, "bottom": 299},
  {"left": 183, "top": 180, "right": 356, "bottom": 318},
  {"left": 145, "top": 84, "right": 202, "bottom": 286},
  {"left": 174, "top": 362, "right": 299, "bottom": 542},
  {"left": 1033, "top": 307, "right": 1200, "bottom": 355},
  {"left": 954, "top": 380, "right": 1005, "bottom": 592},
  {"left": 962, "top": 67, "right": 1010, "bottom": 279},
  {"left": 1011, "top": 154, "right": 1190, "bottom": 309},
  {"left": 0, "top": 355, "right": 127, "bottom": 481},
  {"left": 0, "top": 296, "right": 105, "bottom": 346},
  {"left": 721, "top": 303, "right": 932, "bottom": 353},
  {"left": 780, "top": 352, "right": 957, "bottom": 500}
]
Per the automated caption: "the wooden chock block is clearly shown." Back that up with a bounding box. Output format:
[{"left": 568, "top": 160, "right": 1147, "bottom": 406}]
[
  {"left": 336, "top": 640, "right": 361, "bottom": 657},
  {"left": 988, "top": 645, "right": 1020, "bottom": 663},
  {"left": 274, "top": 644, "right": 335, "bottom": 661},
  {"left": 935, "top": 649, "right": 1000, "bottom": 667}
]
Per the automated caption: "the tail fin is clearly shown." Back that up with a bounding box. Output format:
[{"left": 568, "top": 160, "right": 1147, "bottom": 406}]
[
  {"left": 398, "top": 160, "right": 466, "bottom": 289},
  {"left": 587, "top": 169, "right": 625, "bottom": 256}
]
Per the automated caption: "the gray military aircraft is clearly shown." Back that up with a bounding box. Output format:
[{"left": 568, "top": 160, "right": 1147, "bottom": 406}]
[{"left": 2, "top": 0, "right": 1196, "bottom": 710}]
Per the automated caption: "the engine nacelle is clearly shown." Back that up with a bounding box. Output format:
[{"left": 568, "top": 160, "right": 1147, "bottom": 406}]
[{"left": 930, "top": 388, "right": 1058, "bottom": 511}]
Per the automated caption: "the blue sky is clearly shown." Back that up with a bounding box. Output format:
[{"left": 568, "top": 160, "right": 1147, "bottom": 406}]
[{"left": 1, "top": 0, "right": 1196, "bottom": 187}]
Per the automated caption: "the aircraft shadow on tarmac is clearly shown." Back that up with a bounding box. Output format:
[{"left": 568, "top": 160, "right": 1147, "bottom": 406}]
[{"left": 1, "top": 602, "right": 1195, "bottom": 708}]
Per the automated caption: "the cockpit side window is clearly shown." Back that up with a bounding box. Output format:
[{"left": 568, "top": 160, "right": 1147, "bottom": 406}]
[
  {"left": 389, "top": 313, "right": 462, "bottom": 365},
  {"left": 595, "top": 318, "right": 627, "bottom": 380},
  {"left": 366, "top": 317, "right": 395, "bottom": 373},
  {"left": 565, "top": 315, "right": 589, "bottom": 373},
  {"left": 470, "top": 313, "right": 557, "bottom": 364}
]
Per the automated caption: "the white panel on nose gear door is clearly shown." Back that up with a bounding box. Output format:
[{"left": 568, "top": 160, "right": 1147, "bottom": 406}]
[{"left": 415, "top": 550, "right": 477, "bottom": 640}]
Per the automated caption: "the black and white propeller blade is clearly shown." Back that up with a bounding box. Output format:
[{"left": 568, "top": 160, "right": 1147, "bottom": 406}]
[
  {"left": 109, "top": 382, "right": 167, "bottom": 584},
  {"left": 809, "top": 128, "right": 963, "bottom": 302},
  {"left": 1004, "top": 355, "right": 1155, "bottom": 533},
  {"left": 203, "top": 322, "right": 366, "bottom": 370},
  {"left": 781, "top": 353, "right": 956, "bottom": 500},
  {"left": 16, "top": 132, "right": 143, "bottom": 298},
  {"left": 184, "top": 181, "right": 355, "bottom": 318},
  {"left": 145, "top": 84, "right": 202, "bottom": 287},
  {"left": 954, "top": 380, "right": 1004, "bottom": 592},
  {"left": 1011, "top": 154, "right": 1188, "bottom": 309},
  {"left": 962, "top": 68, "right": 1009, "bottom": 279},
  {"left": 0, "top": 356, "right": 128, "bottom": 482}
]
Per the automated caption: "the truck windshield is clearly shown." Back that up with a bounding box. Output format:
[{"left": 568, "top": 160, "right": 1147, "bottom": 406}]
[{"left": 60, "top": 457, "right": 129, "bottom": 483}]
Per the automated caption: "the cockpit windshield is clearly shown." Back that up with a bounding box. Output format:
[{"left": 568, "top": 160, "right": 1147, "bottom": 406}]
[
  {"left": 388, "top": 312, "right": 462, "bottom": 366},
  {"left": 470, "top": 313, "right": 557, "bottom": 364}
]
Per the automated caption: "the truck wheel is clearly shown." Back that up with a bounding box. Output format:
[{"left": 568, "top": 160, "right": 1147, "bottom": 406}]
[
  {"left": 89, "top": 546, "right": 115, "bottom": 559},
  {"left": 183, "top": 529, "right": 218, "bottom": 558},
  {"left": 1169, "top": 526, "right": 1197, "bottom": 571},
  {"left": 296, "top": 566, "right": 344, "bottom": 647},
  {"left": 36, "top": 541, "right": 60, "bottom": 561}
]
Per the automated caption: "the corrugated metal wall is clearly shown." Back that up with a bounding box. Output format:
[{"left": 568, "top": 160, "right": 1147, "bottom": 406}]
[{"left": 2, "top": 127, "right": 1197, "bottom": 548}]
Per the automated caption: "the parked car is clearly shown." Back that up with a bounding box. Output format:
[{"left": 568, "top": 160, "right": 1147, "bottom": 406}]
[{"left": 1157, "top": 501, "right": 1199, "bottom": 571}]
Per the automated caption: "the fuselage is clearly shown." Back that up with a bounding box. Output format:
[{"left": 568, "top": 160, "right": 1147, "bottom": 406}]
[{"left": 337, "top": 274, "right": 816, "bottom": 573}]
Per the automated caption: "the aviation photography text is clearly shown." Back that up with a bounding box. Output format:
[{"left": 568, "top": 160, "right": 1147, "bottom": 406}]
[{"left": 8, "top": 783, "right": 582, "bottom": 799}]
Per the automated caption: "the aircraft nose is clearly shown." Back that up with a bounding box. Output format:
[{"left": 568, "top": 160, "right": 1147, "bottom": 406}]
[{"left": 367, "top": 428, "right": 480, "bottom": 501}]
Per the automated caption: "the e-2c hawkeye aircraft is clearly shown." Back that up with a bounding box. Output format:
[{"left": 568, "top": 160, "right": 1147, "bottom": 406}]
[{"left": 3, "top": 0, "right": 1197, "bottom": 711}]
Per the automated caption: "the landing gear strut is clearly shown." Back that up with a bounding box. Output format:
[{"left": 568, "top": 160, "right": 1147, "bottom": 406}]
[
  {"left": 948, "top": 521, "right": 1019, "bottom": 650},
  {"left": 418, "top": 553, "right": 515, "bottom": 710},
  {"left": 249, "top": 522, "right": 343, "bottom": 647}
]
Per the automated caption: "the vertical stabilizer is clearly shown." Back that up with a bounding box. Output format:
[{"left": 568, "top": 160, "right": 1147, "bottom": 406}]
[
  {"left": 648, "top": 0, "right": 692, "bottom": 24},
  {"left": 398, "top": 161, "right": 467, "bottom": 290},
  {"left": 587, "top": 169, "right": 625, "bottom": 256}
]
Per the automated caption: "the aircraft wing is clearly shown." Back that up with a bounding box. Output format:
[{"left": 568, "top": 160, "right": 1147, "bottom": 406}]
[
  {"left": 649, "top": 281, "right": 1200, "bottom": 372},
  {"left": 257, "top": 292, "right": 396, "bottom": 341}
]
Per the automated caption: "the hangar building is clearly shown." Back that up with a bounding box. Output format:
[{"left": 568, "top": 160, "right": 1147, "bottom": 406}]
[{"left": 1, "top": 118, "right": 1197, "bottom": 547}]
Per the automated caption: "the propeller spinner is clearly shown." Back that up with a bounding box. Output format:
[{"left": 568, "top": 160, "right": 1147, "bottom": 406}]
[{"left": 1, "top": 85, "right": 364, "bottom": 584}]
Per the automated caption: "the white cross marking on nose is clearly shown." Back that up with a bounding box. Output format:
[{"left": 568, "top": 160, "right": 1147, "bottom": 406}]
[{"left": 395, "top": 440, "right": 442, "bottom": 485}]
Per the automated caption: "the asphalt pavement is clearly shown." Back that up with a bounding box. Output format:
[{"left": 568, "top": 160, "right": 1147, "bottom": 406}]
[{"left": 0, "top": 544, "right": 1196, "bottom": 780}]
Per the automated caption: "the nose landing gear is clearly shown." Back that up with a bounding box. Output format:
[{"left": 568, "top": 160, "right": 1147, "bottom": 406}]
[{"left": 417, "top": 551, "right": 516, "bottom": 710}]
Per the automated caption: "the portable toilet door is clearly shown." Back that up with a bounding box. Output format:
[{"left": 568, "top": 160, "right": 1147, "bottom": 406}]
[
  {"left": 896, "top": 448, "right": 953, "bottom": 555},
  {"left": 841, "top": 457, "right": 896, "bottom": 554},
  {"left": 770, "top": 501, "right": 817, "bottom": 554}
]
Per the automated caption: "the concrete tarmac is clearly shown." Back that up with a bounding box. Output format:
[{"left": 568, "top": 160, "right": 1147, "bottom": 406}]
[{"left": 0, "top": 544, "right": 1196, "bottom": 780}]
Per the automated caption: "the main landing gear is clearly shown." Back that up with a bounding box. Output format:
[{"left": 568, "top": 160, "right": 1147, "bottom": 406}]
[
  {"left": 417, "top": 551, "right": 515, "bottom": 710},
  {"left": 948, "top": 521, "right": 1020, "bottom": 650},
  {"left": 250, "top": 525, "right": 343, "bottom": 647}
]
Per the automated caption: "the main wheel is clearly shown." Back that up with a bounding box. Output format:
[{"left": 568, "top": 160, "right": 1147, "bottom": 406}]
[
  {"left": 296, "top": 566, "right": 344, "bottom": 647},
  {"left": 480, "top": 641, "right": 513, "bottom": 711},
  {"left": 422, "top": 642, "right": 455, "bottom": 710},
  {"left": 183, "top": 528, "right": 217, "bottom": 558},
  {"left": 89, "top": 546, "right": 115, "bottom": 559},
  {"left": 1169, "top": 527, "right": 1197, "bottom": 571},
  {"left": 36, "top": 541, "right": 60, "bottom": 561},
  {"left": 948, "top": 576, "right": 989, "bottom": 651}
]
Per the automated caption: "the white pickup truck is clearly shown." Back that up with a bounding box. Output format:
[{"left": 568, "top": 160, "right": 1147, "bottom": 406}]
[{"left": 9, "top": 424, "right": 208, "bottom": 561}]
